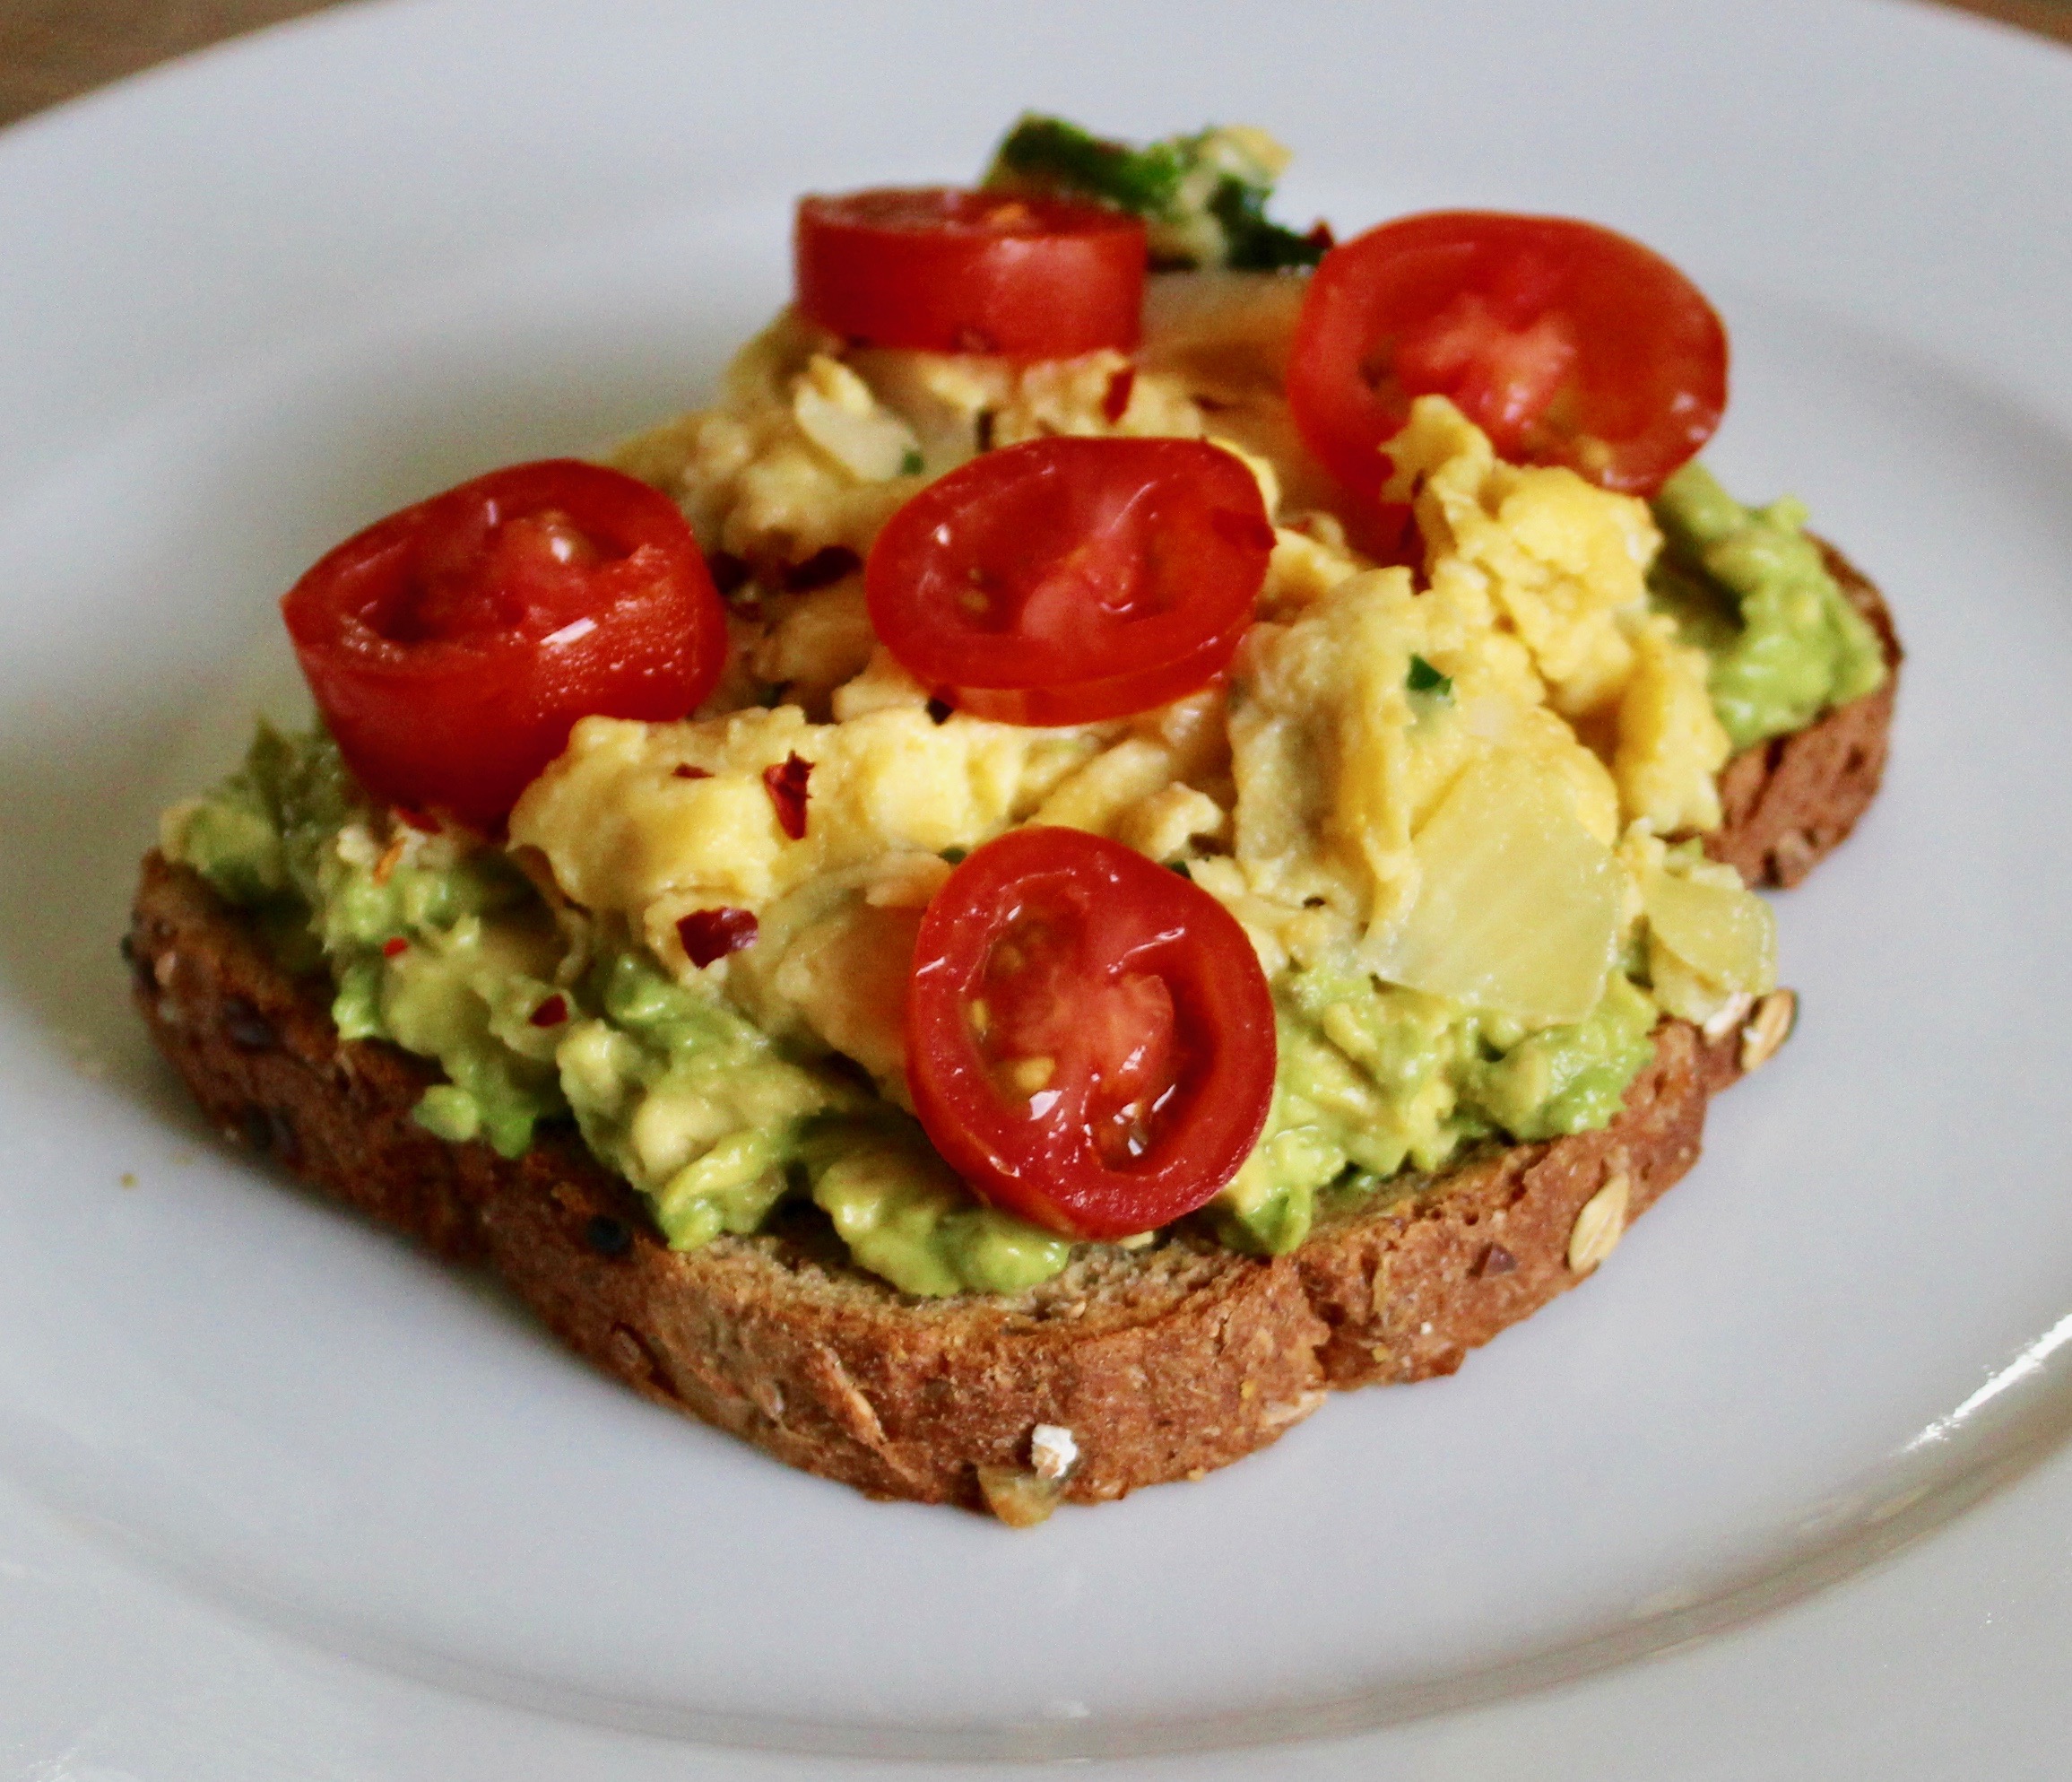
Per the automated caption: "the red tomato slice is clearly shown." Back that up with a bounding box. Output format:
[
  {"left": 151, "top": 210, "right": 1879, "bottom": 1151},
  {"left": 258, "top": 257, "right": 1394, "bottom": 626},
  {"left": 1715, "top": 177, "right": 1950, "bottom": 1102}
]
[
  {"left": 1287, "top": 212, "right": 1728, "bottom": 506},
  {"left": 865, "top": 436, "right": 1276, "bottom": 726},
  {"left": 794, "top": 187, "right": 1148, "bottom": 358},
  {"left": 282, "top": 460, "right": 725, "bottom": 831},
  {"left": 906, "top": 828, "right": 1276, "bottom": 1241}
]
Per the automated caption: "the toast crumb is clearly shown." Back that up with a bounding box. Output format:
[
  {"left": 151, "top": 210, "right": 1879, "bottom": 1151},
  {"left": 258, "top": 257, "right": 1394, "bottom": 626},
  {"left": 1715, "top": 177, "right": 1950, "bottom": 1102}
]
[{"left": 1029, "top": 1423, "right": 1079, "bottom": 1482}]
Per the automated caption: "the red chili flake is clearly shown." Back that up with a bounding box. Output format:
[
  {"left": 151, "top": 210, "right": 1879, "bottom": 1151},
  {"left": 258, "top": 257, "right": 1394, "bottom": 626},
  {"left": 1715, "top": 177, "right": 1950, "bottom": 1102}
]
[
  {"left": 1101, "top": 366, "right": 1136, "bottom": 425},
  {"left": 393, "top": 805, "right": 439, "bottom": 834},
  {"left": 528, "top": 993, "right": 569, "bottom": 1029},
  {"left": 1304, "top": 221, "right": 1337, "bottom": 254},
  {"left": 672, "top": 763, "right": 713, "bottom": 780},
  {"left": 781, "top": 545, "right": 862, "bottom": 593},
  {"left": 381, "top": 936, "right": 409, "bottom": 959},
  {"left": 762, "top": 752, "right": 812, "bottom": 839},
  {"left": 677, "top": 907, "right": 759, "bottom": 968}
]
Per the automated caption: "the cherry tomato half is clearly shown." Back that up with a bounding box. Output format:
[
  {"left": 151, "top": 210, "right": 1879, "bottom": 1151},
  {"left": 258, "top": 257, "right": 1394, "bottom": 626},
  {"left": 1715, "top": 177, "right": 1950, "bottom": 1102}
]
[
  {"left": 865, "top": 436, "right": 1277, "bottom": 726},
  {"left": 1287, "top": 212, "right": 1728, "bottom": 506},
  {"left": 794, "top": 187, "right": 1148, "bottom": 358},
  {"left": 282, "top": 460, "right": 725, "bottom": 831},
  {"left": 906, "top": 828, "right": 1276, "bottom": 1241}
]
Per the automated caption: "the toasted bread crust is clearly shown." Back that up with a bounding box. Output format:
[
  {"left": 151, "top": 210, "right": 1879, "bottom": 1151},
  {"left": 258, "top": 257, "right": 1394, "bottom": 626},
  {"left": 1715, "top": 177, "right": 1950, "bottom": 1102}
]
[
  {"left": 129, "top": 852, "right": 1750, "bottom": 1508},
  {"left": 1702, "top": 543, "right": 1901, "bottom": 888}
]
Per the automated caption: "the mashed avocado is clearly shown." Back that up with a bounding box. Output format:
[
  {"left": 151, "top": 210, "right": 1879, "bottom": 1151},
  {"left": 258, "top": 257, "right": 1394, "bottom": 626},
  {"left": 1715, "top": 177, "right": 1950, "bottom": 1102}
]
[
  {"left": 1209, "top": 969, "right": 1659, "bottom": 1255},
  {"left": 165, "top": 722, "right": 568, "bottom": 1156},
  {"left": 1650, "top": 463, "right": 1887, "bottom": 751},
  {"left": 165, "top": 724, "right": 1684, "bottom": 1298}
]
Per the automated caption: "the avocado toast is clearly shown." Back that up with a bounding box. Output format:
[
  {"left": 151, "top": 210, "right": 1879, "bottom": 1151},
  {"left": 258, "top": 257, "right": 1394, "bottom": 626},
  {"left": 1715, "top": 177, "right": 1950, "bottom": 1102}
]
[{"left": 129, "top": 118, "right": 1897, "bottom": 1517}]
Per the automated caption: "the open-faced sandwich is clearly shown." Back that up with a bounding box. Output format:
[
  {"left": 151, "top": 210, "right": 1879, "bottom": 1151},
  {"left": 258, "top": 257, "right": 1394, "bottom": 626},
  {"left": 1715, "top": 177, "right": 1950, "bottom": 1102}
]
[{"left": 129, "top": 117, "right": 1898, "bottom": 1522}]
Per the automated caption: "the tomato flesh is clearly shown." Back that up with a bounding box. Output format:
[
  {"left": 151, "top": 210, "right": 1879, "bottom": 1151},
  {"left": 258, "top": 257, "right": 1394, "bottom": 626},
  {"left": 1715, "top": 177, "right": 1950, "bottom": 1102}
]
[
  {"left": 865, "top": 436, "right": 1276, "bottom": 726},
  {"left": 794, "top": 187, "right": 1148, "bottom": 358},
  {"left": 1287, "top": 211, "right": 1728, "bottom": 507},
  {"left": 282, "top": 459, "right": 725, "bottom": 831},
  {"left": 906, "top": 828, "right": 1276, "bottom": 1240}
]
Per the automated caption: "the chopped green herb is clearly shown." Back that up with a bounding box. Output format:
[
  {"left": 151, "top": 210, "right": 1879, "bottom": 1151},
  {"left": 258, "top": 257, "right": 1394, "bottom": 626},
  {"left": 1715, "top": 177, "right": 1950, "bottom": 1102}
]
[
  {"left": 898, "top": 448, "right": 924, "bottom": 477},
  {"left": 1407, "top": 656, "right": 1452, "bottom": 698},
  {"left": 940, "top": 847, "right": 969, "bottom": 866},
  {"left": 988, "top": 115, "right": 1183, "bottom": 214},
  {"left": 1207, "top": 178, "right": 1328, "bottom": 273},
  {"left": 983, "top": 114, "right": 1326, "bottom": 272},
  {"left": 1167, "top": 859, "right": 1193, "bottom": 879}
]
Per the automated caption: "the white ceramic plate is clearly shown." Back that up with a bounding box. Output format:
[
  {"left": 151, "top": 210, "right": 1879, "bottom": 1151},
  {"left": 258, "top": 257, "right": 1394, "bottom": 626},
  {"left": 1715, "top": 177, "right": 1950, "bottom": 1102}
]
[{"left": 3, "top": 0, "right": 2069, "bottom": 1774}]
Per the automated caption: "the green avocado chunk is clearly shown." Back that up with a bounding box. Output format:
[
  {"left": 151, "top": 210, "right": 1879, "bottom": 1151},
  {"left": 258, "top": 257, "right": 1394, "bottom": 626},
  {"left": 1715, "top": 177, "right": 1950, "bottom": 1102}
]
[
  {"left": 165, "top": 723, "right": 1664, "bottom": 1294},
  {"left": 557, "top": 951, "right": 850, "bottom": 1248},
  {"left": 1209, "top": 971, "right": 1660, "bottom": 1256},
  {"left": 802, "top": 1119, "right": 1071, "bottom": 1297},
  {"left": 1650, "top": 463, "right": 1888, "bottom": 752}
]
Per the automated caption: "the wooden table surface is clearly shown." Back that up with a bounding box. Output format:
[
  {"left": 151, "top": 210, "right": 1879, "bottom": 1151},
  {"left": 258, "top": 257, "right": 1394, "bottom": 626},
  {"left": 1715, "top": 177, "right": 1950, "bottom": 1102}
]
[{"left": 0, "top": 0, "right": 2067, "bottom": 129}]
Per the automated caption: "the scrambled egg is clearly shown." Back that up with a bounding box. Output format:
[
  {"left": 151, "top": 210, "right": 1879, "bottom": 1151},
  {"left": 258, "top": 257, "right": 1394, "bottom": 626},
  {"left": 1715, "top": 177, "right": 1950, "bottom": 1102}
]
[{"left": 514, "top": 285, "right": 1754, "bottom": 1110}]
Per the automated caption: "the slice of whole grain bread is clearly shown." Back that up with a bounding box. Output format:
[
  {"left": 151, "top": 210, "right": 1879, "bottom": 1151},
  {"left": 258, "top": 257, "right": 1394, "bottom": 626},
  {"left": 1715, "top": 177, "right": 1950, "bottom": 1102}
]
[
  {"left": 1701, "top": 543, "right": 1901, "bottom": 888},
  {"left": 128, "top": 851, "right": 1756, "bottom": 1511}
]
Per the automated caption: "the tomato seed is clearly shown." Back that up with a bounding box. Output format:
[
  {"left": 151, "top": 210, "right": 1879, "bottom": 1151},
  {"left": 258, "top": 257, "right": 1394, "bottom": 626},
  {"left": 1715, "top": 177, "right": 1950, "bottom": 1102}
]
[{"left": 1002, "top": 1056, "right": 1056, "bottom": 1096}]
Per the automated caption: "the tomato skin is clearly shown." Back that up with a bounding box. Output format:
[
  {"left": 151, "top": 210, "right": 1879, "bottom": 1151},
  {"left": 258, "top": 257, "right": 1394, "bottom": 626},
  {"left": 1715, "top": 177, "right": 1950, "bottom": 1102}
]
[
  {"left": 794, "top": 187, "right": 1148, "bottom": 358},
  {"left": 1287, "top": 212, "right": 1728, "bottom": 506},
  {"left": 865, "top": 436, "right": 1276, "bottom": 726},
  {"left": 282, "top": 460, "right": 725, "bottom": 831},
  {"left": 906, "top": 828, "right": 1276, "bottom": 1241}
]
